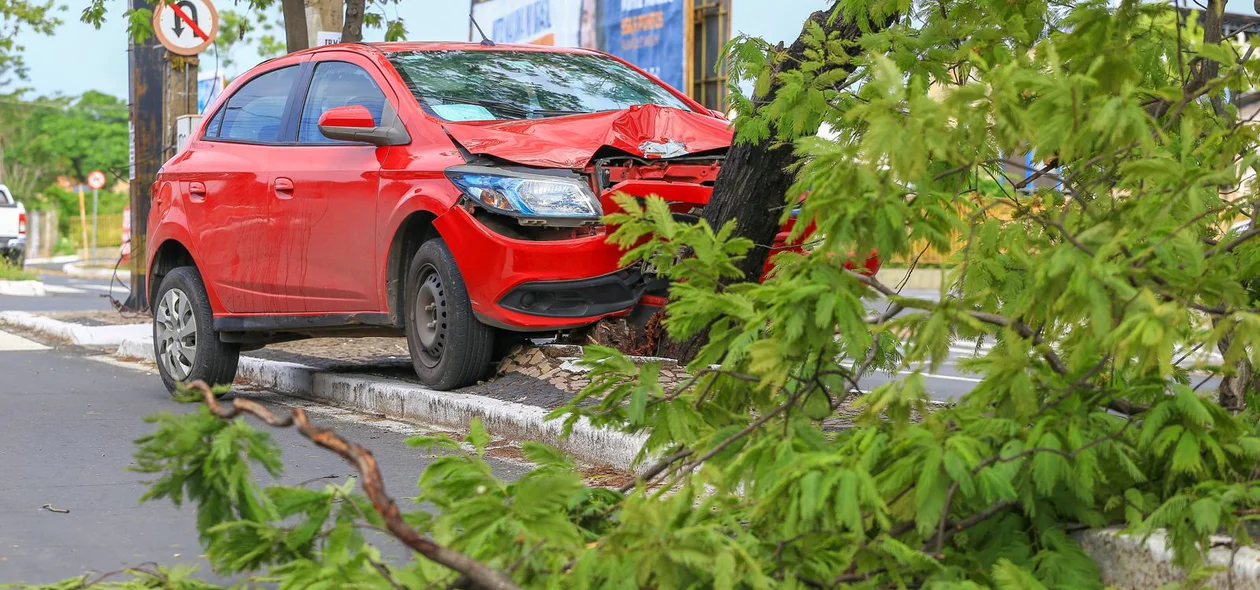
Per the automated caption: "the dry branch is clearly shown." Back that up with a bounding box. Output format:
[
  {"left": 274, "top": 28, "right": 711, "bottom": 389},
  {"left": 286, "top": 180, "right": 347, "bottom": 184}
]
[{"left": 188, "top": 381, "right": 522, "bottom": 590}]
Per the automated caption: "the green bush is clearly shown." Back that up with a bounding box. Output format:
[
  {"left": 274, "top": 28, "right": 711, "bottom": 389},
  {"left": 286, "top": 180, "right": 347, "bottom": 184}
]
[{"left": 0, "top": 261, "right": 36, "bottom": 281}]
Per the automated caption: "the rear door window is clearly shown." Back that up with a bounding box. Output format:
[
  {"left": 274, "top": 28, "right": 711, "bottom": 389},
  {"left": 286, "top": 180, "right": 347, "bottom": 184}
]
[
  {"left": 206, "top": 66, "right": 300, "bottom": 143},
  {"left": 297, "top": 61, "right": 387, "bottom": 144}
]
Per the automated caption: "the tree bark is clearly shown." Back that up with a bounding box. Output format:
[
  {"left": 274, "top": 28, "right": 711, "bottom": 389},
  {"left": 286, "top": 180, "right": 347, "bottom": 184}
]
[
  {"left": 342, "top": 0, "right": 365, "bottom": 43},
  {"left": 655, "top": 8, "right": 884, "bottom": 362},
  {"left": 1198, "top": 0, "right": 1256, "bottom": 410},
  {"left": 304, "top": 0, "right": 345, "bottom": 47},
  {"left": 281, "top": 0, "right": 310, "bottom": 53}
]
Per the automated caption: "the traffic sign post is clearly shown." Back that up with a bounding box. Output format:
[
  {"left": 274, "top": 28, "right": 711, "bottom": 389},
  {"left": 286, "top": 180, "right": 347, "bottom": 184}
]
[
  {"left": 152, "top": 0, "right": 220, "bottom": 56},
  {"left": 88, "top": 170, "right": 105, "bottom": 260}
]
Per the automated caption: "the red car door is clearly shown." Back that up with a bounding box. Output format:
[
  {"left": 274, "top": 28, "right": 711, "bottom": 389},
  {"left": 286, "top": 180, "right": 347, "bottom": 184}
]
[
  {"left": 268, "top": 54, "right": 391, "bottom": 313},
  {"left": 183, "top": 62, "right": 305, "bottom": 313}
]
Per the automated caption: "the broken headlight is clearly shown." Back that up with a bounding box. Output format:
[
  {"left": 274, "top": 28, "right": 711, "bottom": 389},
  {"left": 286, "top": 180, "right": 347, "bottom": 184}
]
[{"left": 447, "top": 166, "right": 602, "bottom": 225}]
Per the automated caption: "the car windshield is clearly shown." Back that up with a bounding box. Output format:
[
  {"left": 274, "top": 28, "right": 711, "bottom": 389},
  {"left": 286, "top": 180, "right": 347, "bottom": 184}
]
[{"left": 387, "top": 50, "right": 692, "bottom": 122}]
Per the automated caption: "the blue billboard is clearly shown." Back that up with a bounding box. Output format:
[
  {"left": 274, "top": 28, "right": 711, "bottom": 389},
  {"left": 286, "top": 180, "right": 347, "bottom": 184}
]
[{"left": 597, "top": 0, "right": 687, "bottom": 91}]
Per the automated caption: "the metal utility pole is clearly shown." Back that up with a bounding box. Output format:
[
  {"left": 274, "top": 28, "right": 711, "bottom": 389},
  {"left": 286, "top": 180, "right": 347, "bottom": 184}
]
[{"left": 124, "top": 0, "right": 165, "bottom": 311}]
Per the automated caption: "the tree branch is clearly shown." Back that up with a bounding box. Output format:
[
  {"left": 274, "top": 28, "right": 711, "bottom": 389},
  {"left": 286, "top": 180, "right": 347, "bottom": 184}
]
[{"left": 189, "top": 381, "right": 522, "bottom": 590}]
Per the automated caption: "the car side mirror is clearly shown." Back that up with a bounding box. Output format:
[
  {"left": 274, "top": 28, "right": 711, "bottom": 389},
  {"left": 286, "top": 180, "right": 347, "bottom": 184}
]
[{"left": 318, "top": 105, "right": 409, "bottom": 146}]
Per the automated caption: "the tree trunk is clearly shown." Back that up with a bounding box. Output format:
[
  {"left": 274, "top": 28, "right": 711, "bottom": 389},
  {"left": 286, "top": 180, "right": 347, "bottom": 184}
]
[
  {"left": 342, "top": 0, "right": 365, "bottom": 43},
  {"left": 305, "top": 0, "right": 345, "bottom": 47},
  {"left": 1192, "top": 0, "right": 1257, "bottom": 410},
  {"left": 654, "top": 9, "right": 883, "bottom": 362},
  {"left": 281, "top": 0, "right": 310, "bottom": 53}
]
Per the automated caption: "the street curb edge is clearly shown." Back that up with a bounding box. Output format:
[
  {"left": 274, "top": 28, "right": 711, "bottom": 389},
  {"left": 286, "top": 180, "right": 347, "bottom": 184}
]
[{"left": 118, "top": 335, "right": 647, "bottom": 472}]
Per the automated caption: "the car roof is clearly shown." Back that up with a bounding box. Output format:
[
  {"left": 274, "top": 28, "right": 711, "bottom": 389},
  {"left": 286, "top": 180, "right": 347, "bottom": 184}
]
[{"left": 300, "top": 41, "right": 604, "bottom": 58}]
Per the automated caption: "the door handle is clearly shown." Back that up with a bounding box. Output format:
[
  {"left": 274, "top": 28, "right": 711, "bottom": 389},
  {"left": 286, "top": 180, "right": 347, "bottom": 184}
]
[
  {"left": 188, "top": 181, "right": 207, "bottom": 202},
  {"left": 274, "top": 177, "right": 294, "bottom": 199}
]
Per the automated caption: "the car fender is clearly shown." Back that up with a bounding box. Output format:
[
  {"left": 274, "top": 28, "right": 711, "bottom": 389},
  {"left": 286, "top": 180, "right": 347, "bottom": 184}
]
[
  {"left": 147, "top": 217, "right": 228, "bottom": 314},
  {"left": 376, "top": 179, "right": 462, "bottom": 307}
]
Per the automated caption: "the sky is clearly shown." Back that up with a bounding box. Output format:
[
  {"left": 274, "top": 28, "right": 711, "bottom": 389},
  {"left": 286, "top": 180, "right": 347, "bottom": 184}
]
[
  {"left": 12, "top": 0, "right": 830, "bottom": 99},
  {"left": 11, "top": 0, "right": 1260, "bottom": 99}
]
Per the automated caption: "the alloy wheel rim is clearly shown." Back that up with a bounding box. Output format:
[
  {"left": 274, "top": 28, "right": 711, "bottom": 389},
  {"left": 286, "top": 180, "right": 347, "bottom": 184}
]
[
  {"left": 415, "top": 266, "right": 447, "bottom": 367},
  {"left": 155, "top": 288, "right": 198, "bottom": 381}
]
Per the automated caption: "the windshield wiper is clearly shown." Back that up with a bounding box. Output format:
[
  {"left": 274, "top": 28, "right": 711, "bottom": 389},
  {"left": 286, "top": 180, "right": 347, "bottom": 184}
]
[{"left": 425, "top": 95, "right": 588, "bottom": 119}]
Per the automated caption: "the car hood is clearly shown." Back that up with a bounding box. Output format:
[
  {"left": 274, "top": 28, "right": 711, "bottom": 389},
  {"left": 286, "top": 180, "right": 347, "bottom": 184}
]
[{"left": 441, "top": 104, "right": 733, "bottom": 169}]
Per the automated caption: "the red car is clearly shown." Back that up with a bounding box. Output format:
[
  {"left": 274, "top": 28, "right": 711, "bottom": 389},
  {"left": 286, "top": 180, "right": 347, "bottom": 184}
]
[{"left": 147, "top": 41, "right": 877, "bottom": 393}]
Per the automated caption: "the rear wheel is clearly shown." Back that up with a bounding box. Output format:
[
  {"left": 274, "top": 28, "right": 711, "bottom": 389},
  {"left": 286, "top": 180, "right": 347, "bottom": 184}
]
[
  {"left": 405, "top": 239, "right": 496, "bottom": 390},
  {"left": 153, "top": 267, "right": 239, "bottom": 396}
]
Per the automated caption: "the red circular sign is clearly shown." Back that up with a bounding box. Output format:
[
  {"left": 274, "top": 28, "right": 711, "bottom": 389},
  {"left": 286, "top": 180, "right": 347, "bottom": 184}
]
[{"left": 87, "top": 170, "right": 107, "bottom": 190}]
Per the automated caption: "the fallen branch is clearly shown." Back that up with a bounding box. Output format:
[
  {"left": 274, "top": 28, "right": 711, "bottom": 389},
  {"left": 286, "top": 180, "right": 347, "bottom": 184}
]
[{"left": 187, "top": 381, "right": 522, "bottom": 590}]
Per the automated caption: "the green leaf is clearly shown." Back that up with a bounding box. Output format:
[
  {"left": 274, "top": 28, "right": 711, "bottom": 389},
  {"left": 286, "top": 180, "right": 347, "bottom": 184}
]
[{"left": 467, "top": 418, "right": 490, "bottom": 457}]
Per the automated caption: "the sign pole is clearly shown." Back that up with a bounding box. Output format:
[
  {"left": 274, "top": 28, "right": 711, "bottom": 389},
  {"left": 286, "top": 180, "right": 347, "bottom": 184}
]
[
  {"left": 92, "top": 188, "right": 99, "bottom": 259},
  {"left": 77, "top": 185, "right": 89, "bottom": 261}
]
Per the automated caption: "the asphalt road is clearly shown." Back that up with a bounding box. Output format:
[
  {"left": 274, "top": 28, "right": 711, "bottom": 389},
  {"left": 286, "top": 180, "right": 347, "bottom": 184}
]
[
  {"left": 0, "top": 262, "right": 125, "bottom": 313},
  {"left": 0, "top": 329, "right": 528, "bottom": 586}
]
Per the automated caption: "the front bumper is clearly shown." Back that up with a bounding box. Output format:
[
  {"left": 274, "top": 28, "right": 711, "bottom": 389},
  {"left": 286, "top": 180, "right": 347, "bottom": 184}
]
[
  {"left": 497, "top": 266, "right": 649, "bottom": 319},
  {"left": 433, "top": 206, "right": 638, "bottom": 331}
]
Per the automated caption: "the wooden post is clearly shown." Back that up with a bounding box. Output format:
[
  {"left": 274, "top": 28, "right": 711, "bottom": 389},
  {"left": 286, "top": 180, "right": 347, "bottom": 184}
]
[
  {"left": 164, "top": 54, "right": 200, "bottom": 163},
  {"left": 77, "top": 185, "right": 89, "bottom": 260}
]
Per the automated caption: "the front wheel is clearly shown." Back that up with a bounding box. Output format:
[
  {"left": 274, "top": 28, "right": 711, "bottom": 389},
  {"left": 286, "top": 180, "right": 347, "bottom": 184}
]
[
  {"left": 153, "top": 266, "right": 239, "bottom": 396},
  {"left": 405, "top": 239, "right": 496, "bottom": 390}
]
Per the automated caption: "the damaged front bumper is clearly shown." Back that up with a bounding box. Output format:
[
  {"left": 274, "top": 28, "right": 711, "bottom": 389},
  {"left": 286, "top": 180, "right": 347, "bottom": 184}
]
[{"left": 434, "top": 205, "right": 640, "bottom": 331}]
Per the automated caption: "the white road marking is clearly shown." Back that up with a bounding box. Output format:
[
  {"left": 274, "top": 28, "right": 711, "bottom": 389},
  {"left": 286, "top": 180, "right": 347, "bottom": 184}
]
[
  {"left": 41, "top": 285, "right": 86, "bottom": 294},
  {"left": 0, "top": 329, "right": 50, "bottom": 351},
  {"left": 898, "top": 370, "right": 983, "bottom": 383},
  {"left": 78, "top": 285, "right": 119, "bottom": 292}
]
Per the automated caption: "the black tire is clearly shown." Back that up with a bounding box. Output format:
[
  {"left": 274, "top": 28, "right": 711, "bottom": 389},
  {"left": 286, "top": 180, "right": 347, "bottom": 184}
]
[
  {"left": 152, "top": 266, "right": 239, "bottom": 396},
  {"left": 404, "top": 239, "right": 496, "bottom": 390}
]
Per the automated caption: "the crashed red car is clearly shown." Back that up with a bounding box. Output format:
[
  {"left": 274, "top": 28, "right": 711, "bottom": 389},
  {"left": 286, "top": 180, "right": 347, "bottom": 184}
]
[{"left": 146, "top": 41, "right": 879, "bottom": 392}]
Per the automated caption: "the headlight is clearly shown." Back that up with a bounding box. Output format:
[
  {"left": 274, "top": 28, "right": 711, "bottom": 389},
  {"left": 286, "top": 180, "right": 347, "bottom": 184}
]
[{"left": 447, "top": 166, "right": 602, "bottom": 224}]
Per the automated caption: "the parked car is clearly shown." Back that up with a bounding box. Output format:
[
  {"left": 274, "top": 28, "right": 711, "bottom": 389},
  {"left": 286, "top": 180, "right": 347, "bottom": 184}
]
[
  {"left": 147, "top": 41, "right": 880, "bottom": 393},
  {"left": 0, "top": 184, "right": 27, "bottom": 268}
]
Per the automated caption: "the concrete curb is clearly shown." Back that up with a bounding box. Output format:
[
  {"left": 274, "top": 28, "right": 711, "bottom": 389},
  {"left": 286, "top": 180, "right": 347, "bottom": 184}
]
[
  {"left": 0, "top": 280, "right": 46, "bottom": 297},
  {"left": 0, "top": 311, "right": 148, "bottom": 347},
  {"left": 118, "top": 335, "right": 648, "bottom": 471},
  {"left": 25, "top": 254, "right": 80, "bottom": 265},
  {"left": 61, "top": 261, "right": 128, "bottom": 279},
  {"left": 1079, "top": 528, "right": 1260, "bottom": 589}
]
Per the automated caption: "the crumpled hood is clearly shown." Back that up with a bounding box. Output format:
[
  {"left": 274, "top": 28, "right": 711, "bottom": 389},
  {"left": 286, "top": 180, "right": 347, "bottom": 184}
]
[{"left": 441, "top": 104, "right": 733, "bottom": 169}]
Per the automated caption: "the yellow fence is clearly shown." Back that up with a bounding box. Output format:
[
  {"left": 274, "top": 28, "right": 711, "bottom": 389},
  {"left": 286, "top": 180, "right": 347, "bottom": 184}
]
[{"left": 66, "top": 213, "right": 125, "bottom": 248}]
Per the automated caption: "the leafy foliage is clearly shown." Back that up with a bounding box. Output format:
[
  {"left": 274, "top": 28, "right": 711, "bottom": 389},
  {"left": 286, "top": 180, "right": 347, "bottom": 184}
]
[
  {"left": 0, "top": 0, "right": 62, "bottom": 88},
  {"left": 0, "top": 91, "right": 129, "bottom": 204},
  {"left": 79, "top": 0, "right": 410, "bottom": 50},
  {"left": 38, "top": 0, "right": 1260, "bottom": 588}
]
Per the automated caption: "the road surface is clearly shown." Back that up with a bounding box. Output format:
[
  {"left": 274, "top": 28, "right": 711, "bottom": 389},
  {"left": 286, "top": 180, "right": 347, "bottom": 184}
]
[
  {"left": 0, "top": 329, "right": 528, "bottom": 586},
  {"left": 0, "top": 262, "right": 124, "bottom": 313}
]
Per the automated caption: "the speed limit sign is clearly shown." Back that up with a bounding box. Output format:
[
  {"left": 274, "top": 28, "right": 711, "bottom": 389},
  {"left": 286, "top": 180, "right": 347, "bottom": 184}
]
[{"left": 87, "top": 170, "right": 107, "bottom": 190}]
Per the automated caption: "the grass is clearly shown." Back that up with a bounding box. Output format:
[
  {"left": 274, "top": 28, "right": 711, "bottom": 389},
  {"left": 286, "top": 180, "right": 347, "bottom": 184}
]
[{"left": 0, "top": 261, "right": 38, "bottom": 281}]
